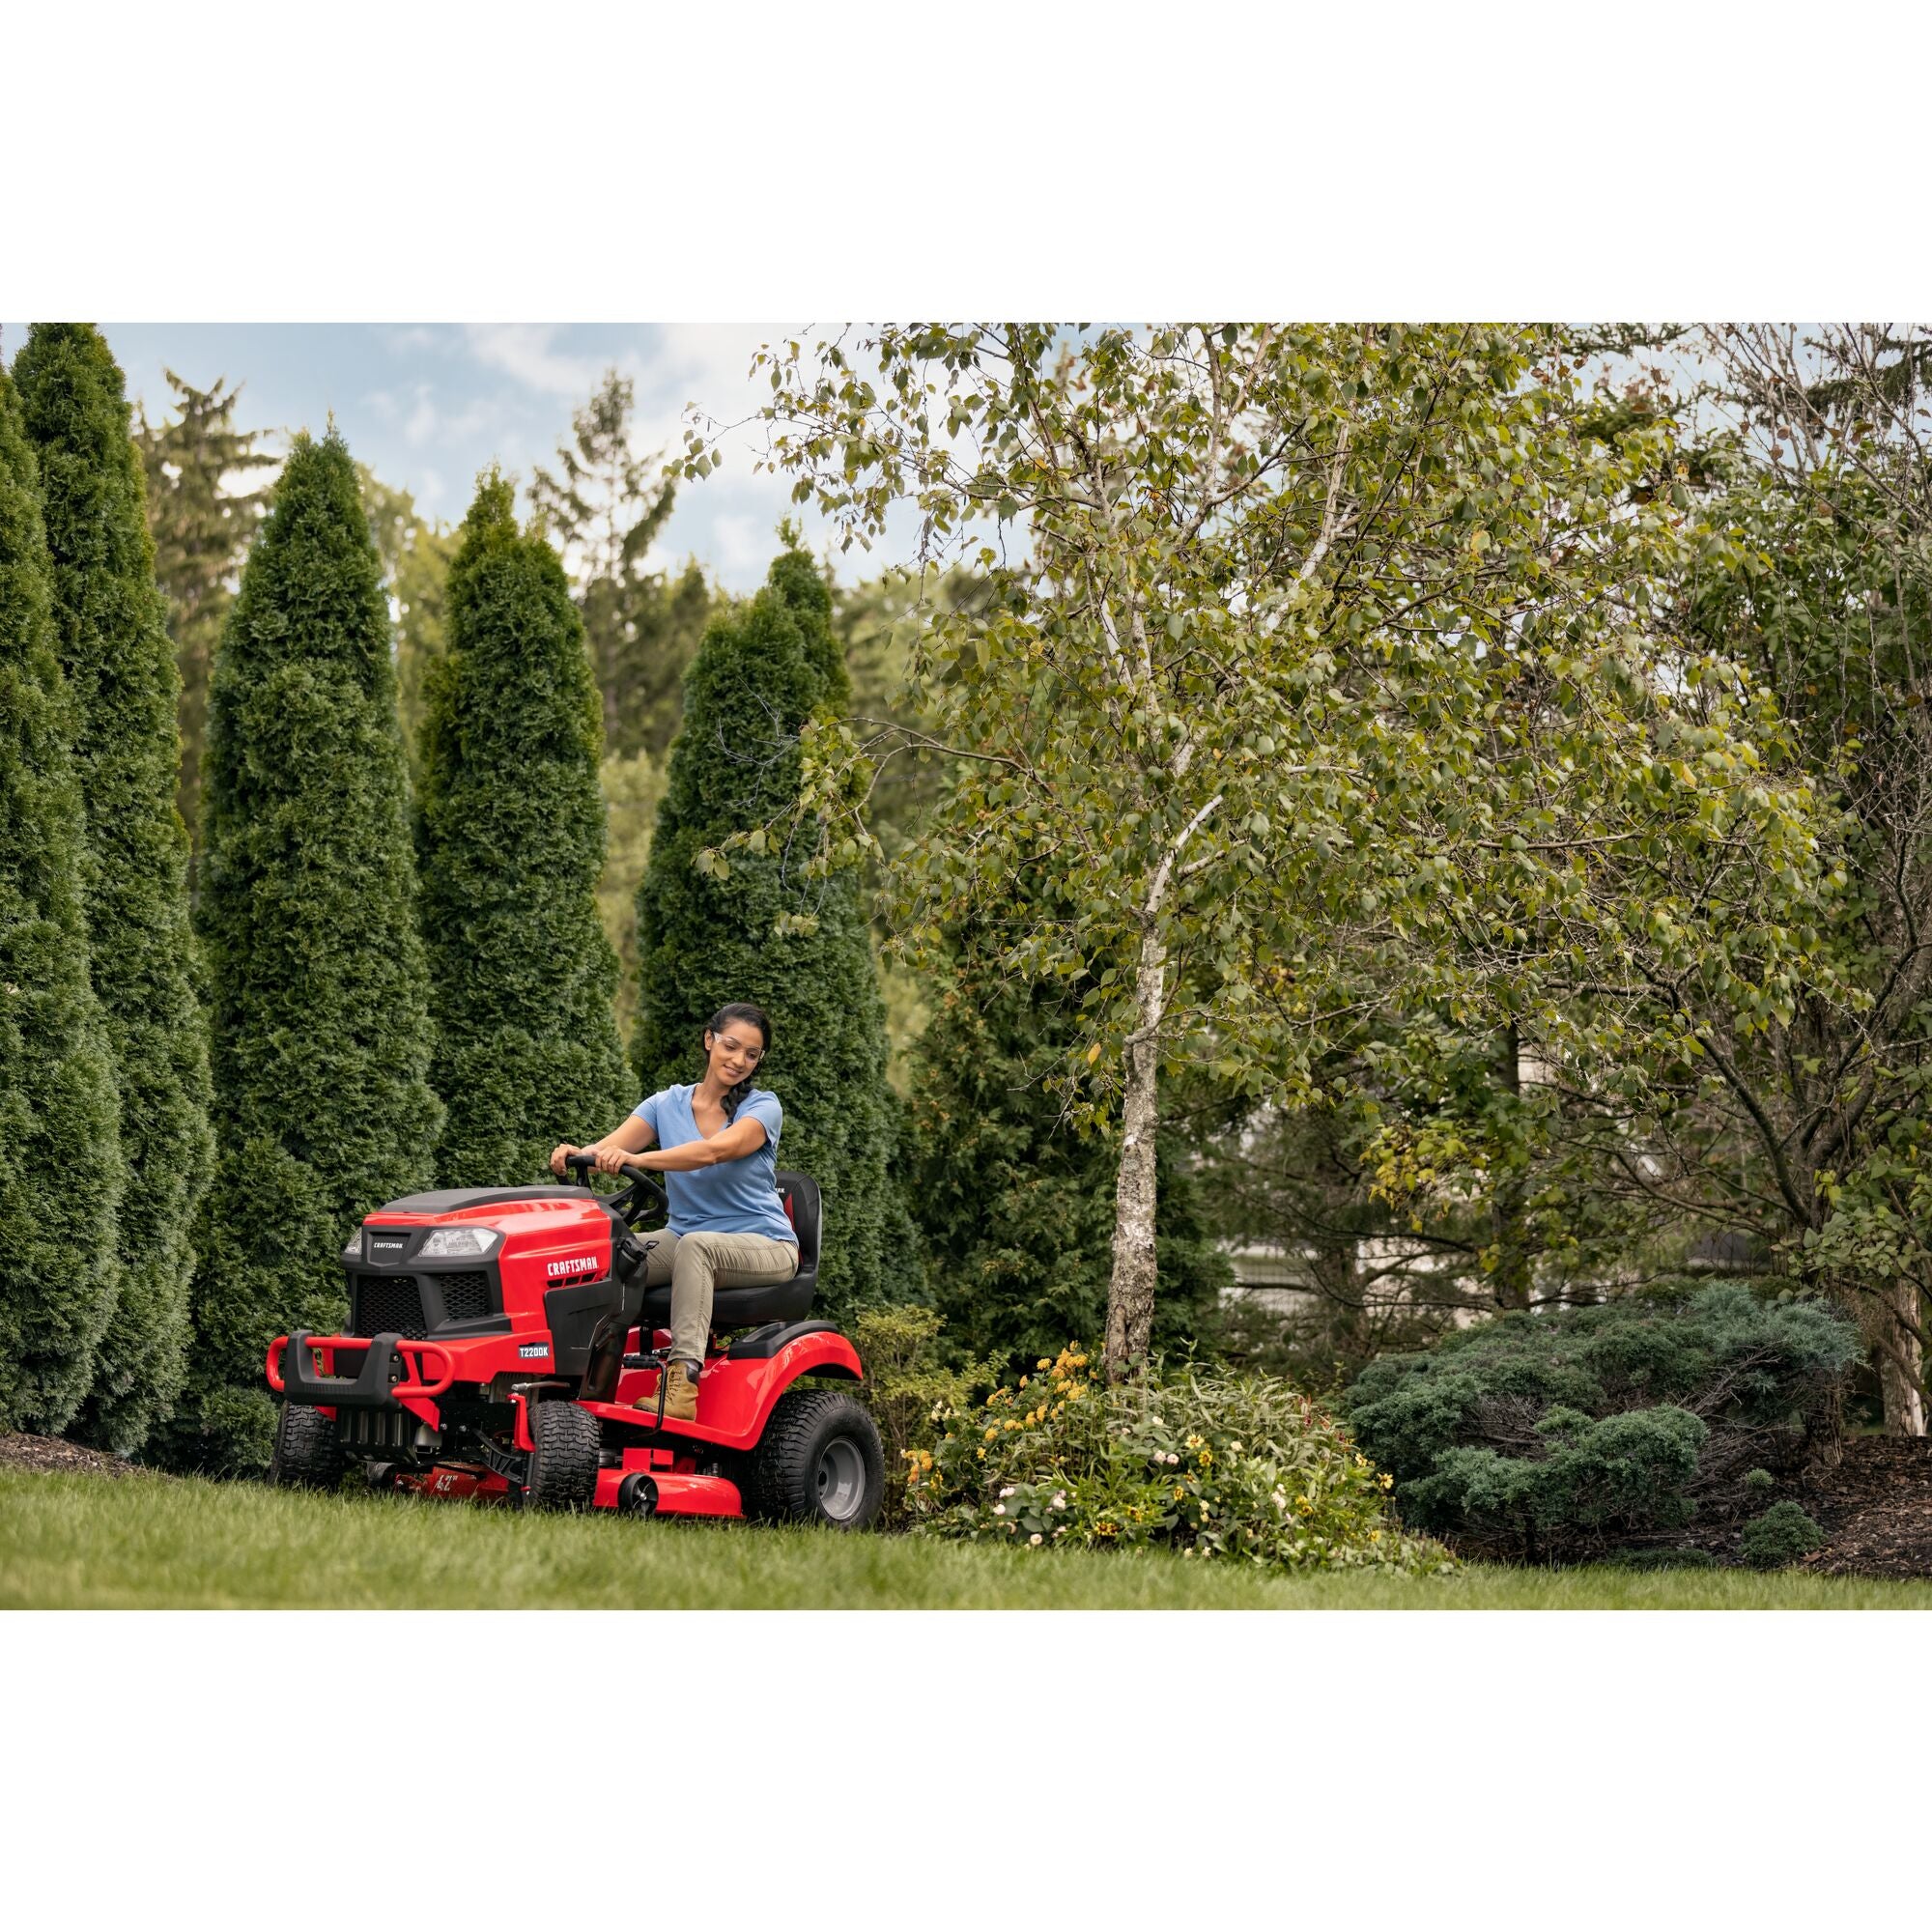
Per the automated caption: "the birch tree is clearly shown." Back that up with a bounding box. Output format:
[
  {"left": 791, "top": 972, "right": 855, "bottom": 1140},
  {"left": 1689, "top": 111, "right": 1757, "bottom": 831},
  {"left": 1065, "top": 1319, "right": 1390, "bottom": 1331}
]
[{"left": 685, "top": 325, "right": 1833, "bottom": 1375}]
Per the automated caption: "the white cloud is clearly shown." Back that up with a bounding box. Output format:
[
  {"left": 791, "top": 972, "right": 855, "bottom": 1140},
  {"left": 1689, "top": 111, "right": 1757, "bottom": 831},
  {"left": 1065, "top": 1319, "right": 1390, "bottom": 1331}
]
[
  {"left": 708, "top": 512, "right": 769, "bottom": 579},
  {"left": 405, "top": 389, "right": 440, "bottom": 447},
  {"left": 464, "top": 324, "right": 644, "bottom": 399}
]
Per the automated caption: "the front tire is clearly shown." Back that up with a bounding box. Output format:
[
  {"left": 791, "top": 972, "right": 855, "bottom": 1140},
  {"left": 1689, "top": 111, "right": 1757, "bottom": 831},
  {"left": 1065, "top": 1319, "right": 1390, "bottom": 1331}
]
[
  {"left": 526, "top": 1399, "right": 601, "bottom": 1512},
  {"left": 269, "top": 1402, "right": 344, "bottom": 1491},
  {"left": 745, "top": 1389, "right": 884, "bottom": 1529}
]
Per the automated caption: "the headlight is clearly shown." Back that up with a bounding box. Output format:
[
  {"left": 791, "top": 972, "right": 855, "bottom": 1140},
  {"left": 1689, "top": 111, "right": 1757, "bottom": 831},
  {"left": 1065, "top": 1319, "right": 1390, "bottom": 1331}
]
[{"left": 418, "top": 1227, "right": 500, "bottom": 1259}]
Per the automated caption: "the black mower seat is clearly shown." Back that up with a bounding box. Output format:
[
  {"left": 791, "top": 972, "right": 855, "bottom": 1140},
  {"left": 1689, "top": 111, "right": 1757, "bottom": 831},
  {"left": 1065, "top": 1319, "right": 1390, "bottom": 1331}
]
[{"left": 639, "top": 1170, "right": 822, "bottom": 1331}]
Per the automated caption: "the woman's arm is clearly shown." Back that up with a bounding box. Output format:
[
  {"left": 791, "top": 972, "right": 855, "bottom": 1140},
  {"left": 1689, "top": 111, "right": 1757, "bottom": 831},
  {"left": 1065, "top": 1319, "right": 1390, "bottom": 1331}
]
[
  {"left": 550, "top": 1115, "right": 658, "bottom": 1178},
  {"left": 633, "top": 1118, "right": 769, "bottom": 1171}
]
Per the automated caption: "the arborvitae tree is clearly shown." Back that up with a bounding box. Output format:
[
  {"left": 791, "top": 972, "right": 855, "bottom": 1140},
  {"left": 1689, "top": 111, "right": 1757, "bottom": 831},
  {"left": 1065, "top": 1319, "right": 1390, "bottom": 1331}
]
[
  {"left": 0, "top": 368, "right": 127, "bottom": 1435},
  {"left": 132, "top": 372, "right": 272, "bottom": 852},
  {"left": 906, "top": 945, "right": 1229, "bottom": 1373},
  {"left": 632, "top": 544, "right": 915, "bottom": 1317},
  {"left": 14, "top": 325, "right": 215, "bottom": 1452},
  {"left": 162, "top": 429, "right": 441, "bottom": 1473},
  {"left": 416, "top": 472, "right": 629, "bottom": 1184}
]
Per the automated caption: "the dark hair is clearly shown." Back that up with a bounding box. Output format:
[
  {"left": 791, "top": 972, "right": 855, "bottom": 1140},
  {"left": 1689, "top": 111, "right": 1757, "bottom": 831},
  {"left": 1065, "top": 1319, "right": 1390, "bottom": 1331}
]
[{"left": 704, "top": 1003, "right": 771, "bottom": 1122}]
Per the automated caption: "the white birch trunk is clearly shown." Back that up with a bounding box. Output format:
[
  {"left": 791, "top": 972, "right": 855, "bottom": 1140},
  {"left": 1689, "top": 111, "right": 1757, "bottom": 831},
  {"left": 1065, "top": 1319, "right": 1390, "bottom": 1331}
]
[{"left": 1104, "top": 931, "right": 1166, "bottom": 1377}]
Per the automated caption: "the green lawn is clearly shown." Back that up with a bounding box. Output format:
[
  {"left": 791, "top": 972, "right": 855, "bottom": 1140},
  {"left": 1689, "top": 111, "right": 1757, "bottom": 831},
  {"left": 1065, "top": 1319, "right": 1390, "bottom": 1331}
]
[{"left": 4, "top": 1469, "right": 1928, "bottom": 1609}]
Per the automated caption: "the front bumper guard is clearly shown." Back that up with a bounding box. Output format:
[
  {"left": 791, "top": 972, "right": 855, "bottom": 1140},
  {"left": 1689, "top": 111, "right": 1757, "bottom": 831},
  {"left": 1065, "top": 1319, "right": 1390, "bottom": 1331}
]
[{"left": 268, "top": 1330, "right": 455, "bottom": 1409}]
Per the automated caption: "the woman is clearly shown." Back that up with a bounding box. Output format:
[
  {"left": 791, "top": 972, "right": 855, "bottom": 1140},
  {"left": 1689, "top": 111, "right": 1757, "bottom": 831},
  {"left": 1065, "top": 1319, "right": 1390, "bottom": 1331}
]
[{"left": 551, "top": 1003, "right": 798, "bottom": 1423}]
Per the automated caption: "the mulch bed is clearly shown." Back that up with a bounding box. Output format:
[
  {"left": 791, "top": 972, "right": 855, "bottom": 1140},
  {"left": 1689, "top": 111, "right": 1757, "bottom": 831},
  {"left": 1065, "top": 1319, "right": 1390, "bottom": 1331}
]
[
  {"left": 1795, "top": 1435, "right": 1932, "bottom": 1580},
  {"left": 0, "top": 1432, "right": 154, "bottom": 1480}
]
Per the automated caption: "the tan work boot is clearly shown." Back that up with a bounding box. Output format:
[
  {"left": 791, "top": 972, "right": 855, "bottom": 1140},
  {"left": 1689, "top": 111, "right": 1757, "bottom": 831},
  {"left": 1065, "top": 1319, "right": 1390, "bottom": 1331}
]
[{"left": 635, "top": 1360, "right": 698, "bottom": 1424}]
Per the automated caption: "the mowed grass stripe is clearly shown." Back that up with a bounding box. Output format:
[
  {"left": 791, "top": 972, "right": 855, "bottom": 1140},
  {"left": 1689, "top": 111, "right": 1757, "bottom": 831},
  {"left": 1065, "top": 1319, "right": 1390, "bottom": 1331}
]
[{"left": 5, "top": 1472, "right": 1930, "bottom": 1610}]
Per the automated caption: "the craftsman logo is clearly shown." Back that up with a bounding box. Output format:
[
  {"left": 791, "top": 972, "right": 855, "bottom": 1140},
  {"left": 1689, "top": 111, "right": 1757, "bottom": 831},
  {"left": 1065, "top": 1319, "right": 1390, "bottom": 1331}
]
[
  {"left": 518, "top": 1343, "right": 551, "bottom": 1359},
  {"left": 369, "top": 1235, "right": 407, "bottom": 1257},
  {"left": 546, "top": 1255, "right": 600, "bottom": 1279}
]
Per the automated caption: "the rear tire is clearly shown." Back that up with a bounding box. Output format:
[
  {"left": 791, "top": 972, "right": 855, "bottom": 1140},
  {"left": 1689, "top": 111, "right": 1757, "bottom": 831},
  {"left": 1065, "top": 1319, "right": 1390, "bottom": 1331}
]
[
  {"left": 744, "top": 1389, "right": 884, "bottom": 1529},
  {"left": 269, "top": 1402, "right": 344, "bottom": 1491},
  {"left": 526, "top": 1400, "right": 601, "bottom": 1512}
]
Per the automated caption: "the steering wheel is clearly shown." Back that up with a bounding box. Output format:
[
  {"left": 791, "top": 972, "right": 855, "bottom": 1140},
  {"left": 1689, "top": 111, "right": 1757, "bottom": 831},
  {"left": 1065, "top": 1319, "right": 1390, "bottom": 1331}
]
[{"left": 562, "top": 1151, "right": 668, "bottom": 1228}]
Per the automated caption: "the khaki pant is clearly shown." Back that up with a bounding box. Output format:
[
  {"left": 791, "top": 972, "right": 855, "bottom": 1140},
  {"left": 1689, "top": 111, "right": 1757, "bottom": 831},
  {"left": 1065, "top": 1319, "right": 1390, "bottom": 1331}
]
[{"left": 641, "top": 1229, "right": 801, "bottom": 1368}]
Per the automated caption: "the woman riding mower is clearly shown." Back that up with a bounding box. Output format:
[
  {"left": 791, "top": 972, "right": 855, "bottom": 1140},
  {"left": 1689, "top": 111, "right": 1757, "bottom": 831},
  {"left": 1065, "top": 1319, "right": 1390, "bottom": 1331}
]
[{"left": 551, "top": 1003, "right": 798, "bottom": 1423}]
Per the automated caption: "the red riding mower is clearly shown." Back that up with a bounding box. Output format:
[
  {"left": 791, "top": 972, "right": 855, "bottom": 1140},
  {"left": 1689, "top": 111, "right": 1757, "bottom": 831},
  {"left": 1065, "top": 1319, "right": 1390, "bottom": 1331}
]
[{"left": 265, "top": 1153, "right": 885, "bottom": 1528}]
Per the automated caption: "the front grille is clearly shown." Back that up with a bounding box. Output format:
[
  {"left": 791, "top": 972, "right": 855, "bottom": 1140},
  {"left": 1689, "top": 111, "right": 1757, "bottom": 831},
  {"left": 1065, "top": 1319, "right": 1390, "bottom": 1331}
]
[
  {"left": 436, "top": 1270, "right": 492, "bottom": 1323},
  {"left": 353, "top": 1274, "right": 428, "bottom": 1339}
]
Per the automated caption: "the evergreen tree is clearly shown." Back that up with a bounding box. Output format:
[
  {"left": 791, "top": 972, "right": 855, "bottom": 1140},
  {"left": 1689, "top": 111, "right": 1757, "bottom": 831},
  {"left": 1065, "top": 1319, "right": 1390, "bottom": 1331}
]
[
  {"left": 163, "top": 429, "right": 441, "bottom": 1473},
  {"left": 0, "top": 368, "right": 127, "bottom": 1435},
  {"left": 416, "top": 471, "right": 629, "bottom": 1184},
  {"left": 14, "top": 325, "right": 214, "bottom": 1451},
  {"left": 530, "top": 369, "right": 718, "bottom": 759},
  {"left": 906, "top": 947, "right": 1229, "bottom": 1372},
  {"left": 632, "top": 544, "right": 914, "bottom": 1317},
  {"left": 132, "top": 372, "right": 272, "bottom": 854}
]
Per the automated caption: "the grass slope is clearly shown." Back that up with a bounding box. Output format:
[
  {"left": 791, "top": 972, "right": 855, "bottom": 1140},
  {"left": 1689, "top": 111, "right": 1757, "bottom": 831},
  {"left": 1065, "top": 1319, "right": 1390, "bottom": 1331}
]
[{"left": 6, "top": 1471, "right": 1932, "bottom": 1609}]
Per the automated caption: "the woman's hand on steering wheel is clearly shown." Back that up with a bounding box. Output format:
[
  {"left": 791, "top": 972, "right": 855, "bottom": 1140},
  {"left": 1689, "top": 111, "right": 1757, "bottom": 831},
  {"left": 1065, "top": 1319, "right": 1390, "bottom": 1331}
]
[
  {"left": 593, "top": 1145, "right": 637, "bottom": 1177},
  {"left": 549, "top": 1142, "right": 581, "bottom": 1177}
]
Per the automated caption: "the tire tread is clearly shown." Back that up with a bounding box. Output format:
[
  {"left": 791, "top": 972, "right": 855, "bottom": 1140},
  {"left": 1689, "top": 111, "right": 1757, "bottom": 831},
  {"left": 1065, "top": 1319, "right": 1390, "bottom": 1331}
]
[
  {"left": 526, "top": 1399, "right": 601, "bottom": 1511},
  {"left": 745, "top": 1388, "right": 884, "bottom": 1529}
]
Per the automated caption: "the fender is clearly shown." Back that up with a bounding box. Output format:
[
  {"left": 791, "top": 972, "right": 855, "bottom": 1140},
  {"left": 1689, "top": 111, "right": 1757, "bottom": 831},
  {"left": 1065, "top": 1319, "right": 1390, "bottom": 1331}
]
[{"left": 582, "top": 1330, "right": 864, "bottom": 1454}]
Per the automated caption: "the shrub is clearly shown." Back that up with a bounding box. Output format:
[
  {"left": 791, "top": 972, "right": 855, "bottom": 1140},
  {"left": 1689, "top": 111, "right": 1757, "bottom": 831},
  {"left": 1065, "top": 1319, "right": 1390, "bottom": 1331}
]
[
  {"left": 14, "top": 323, "right": 214, "bottom": 1453},
  {"left": 849, "top": 1304, "right": 1000, "bottom": 1528},
  {"left": 1739, "top": 1501, "right": 1825, "bottom": 1570},
  {"left": 0, "top": 365, "right": 126, "bottom": 1435},
  {"left": 1344, "top": 1285, "right": 1861, "bottom": 1563},
  {"left": 912, "top": 1349, "right": 1454, "bottom": 1574},
  {"left": 415, "top": 472, "right": 629, "bottom": 1185}
]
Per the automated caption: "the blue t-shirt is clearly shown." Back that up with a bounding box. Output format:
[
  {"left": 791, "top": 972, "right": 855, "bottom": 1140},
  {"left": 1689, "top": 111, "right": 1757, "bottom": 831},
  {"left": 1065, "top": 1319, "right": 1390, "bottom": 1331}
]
[{"left": 631, "top": 1084, "right": 797, "bottom": 1245}]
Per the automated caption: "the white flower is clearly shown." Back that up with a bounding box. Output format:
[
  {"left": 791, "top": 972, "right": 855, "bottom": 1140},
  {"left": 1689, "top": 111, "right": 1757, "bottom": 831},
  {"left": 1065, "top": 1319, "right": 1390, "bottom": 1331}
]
[
  {"left": 1150, "top": 1416, "right": 1163, "bottom": 1428},
  {"left": 1029, "top": 1533, "right": 1042, "bottom": 1546},
  {"left": 1052, "top": 1492, "right": 1066, "bottom": 1508},
  {"left": 992, "top": 1504, "right": 1005, "bottom": 1516},
  {"left": 999, "top": 1486, "right": 1016, "bottom": 1498},
  {"left": 1166, "top": 1452, "right": 1181, "bottom": 1465}
]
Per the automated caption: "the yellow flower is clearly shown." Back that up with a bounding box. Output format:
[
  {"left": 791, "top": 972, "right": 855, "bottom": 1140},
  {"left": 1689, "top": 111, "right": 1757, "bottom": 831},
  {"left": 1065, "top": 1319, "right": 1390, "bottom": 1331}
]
[
  {"left": 1072, "top": 1353, "right": 1088, "bottom": 1367},
  {"left": 1019, "top": 1376, "right": 1029, "bottom": 1388},
  {"left": 977, "top": 1448, "right": 986, "bottom": 1460},
  {"left": 1199, "top": 1450, "right": 1213, "bottom": 1466},
  {"left": 983, "top": 1426, "right": 998, "bottom": 1442},
  {"left": 1037, "top": 1358, "right": 1052, "bottom": 1371},
  {"left": 1173, "top": 1486, "right": 1185, "bottom": 1499},
  {"left": 1379, "top": 1472, "right": 1394, "bottom": 1489}
]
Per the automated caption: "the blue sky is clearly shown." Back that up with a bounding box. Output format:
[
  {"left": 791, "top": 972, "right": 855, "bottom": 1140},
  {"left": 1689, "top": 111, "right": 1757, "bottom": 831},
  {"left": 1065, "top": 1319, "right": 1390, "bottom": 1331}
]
[{"left": 1, "top": 323, "right": 883, "bottom": 594}]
